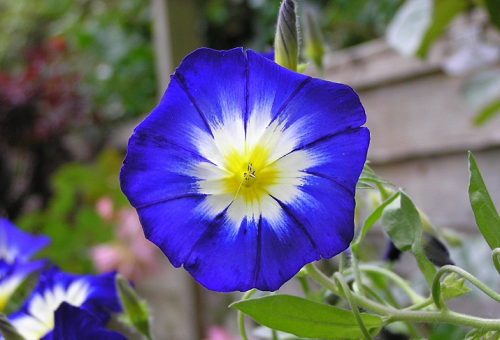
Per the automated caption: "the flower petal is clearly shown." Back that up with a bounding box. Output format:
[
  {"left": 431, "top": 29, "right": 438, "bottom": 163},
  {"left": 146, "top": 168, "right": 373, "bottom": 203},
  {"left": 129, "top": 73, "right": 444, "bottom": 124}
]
[
  {"left": 0, "top": 218, "right": 50, "bottom": 263},
  {"left": 172, "top": 48, "right": 247, "bottom": 132},
  {"left": 48, "top": 303, "right": 128, "bottom": 340},
  {"left": 245, "top": 50, "right": 366, "bottom": 160}
]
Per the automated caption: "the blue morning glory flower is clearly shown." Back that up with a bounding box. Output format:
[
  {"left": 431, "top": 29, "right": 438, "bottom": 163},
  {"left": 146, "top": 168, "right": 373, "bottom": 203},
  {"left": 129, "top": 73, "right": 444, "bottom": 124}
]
[
  {"left": 48, "top": 303, "right": 128, "bottom": 340},
  {"left": 0, "top": 218, "right": 50, "bottom": 311},
  {"left": 7, "top": 267, "right": 121, "bottom": 340},
  {"left": 120, "top": 48, "right": 369, "bottom": 292}
]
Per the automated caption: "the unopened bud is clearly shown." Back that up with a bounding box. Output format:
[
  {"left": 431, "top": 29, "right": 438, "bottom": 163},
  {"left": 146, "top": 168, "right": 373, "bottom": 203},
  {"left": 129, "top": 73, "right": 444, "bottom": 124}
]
[
  {"left": 303, "top": 10, "right": 325, "bottom": 70},
  {"left": 274, "top": 0, "right": 299, "bottom": 71},
  {"left": 422, "top": 232, "right": 454, "bottom": 267},
  {"left": 0, "top": 314, "right": 26, "bottom": 340},
  {"left": 116, "top": 275, "right": 152, "bottom": 339}
]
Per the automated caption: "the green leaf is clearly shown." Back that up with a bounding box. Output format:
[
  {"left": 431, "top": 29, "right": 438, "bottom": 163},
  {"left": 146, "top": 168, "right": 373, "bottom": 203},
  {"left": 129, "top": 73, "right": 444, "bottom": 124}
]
[
  {"left": 359, "top": 169, "right": 394, "bottom": 186},
  {"left": 387, "top": 0, "right": 467, "bottom": 58},
  {"left": 387, "top": 0, "right": 432, "bottom": 56},
  {"left": 381, "top": 191, "right": 421, "bottom": 251},
  {"left": 252, "top": 326, "right": 306, "bottom": 340},
  {"left": 116, "top": 275, "right": 152, "bottom": 339},
  {"left": 231, "top": 295, "right": 383, "bottom": 339},
  {"left": 352, "top": 191, "right": 400, "bottom": 252},
  {"left": 473, "top": 98, "right": 500, "bottom": 126},
  {"left": 297, "top": 63, "right": 309, "bottom": 74},
  {"left": 468, "top": 152, "right": 500, "bottom": 250},
  {"left": 430, "top": 324, "right": 467, "bottom": 340},
  {"left": 356, "top": 181, "right": 374, "bottom": 189},
  {"left": 382, "top": 190, "right": 436, "bottom": 286},
  {"left": 484, "top": 0, "right": 500, "bottom": 31},
  {"left": 416, "top": 0, "right": 468, "bottom": 58},
  {"left": 441, "top": 273, "right": 471, "bottom": 301}
]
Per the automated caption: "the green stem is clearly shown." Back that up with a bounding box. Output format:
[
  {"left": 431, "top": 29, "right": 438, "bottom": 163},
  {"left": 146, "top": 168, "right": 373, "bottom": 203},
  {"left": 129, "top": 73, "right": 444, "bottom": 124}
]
[
  {"left": 351, "top": 251, "right": 366, "bottom": 297},
  {"left": 432, "top": 265, "right": 500, "bottom": 310},
  {"left": 339, "top": 252, "right": 346, "bottom": 274},
  {"left": 297, "top": 276, "right": 311, "bottom": 296},
  {"left": 305, "top": 263, "right": 395, "bottom": 316},
  {"left": 404, "top": 296, "right": 434, "bottom": 311},
  {"left": 306, "top": 263, "right": 500, "bottom": 332},
  {"left": 357, "top": 264, "right": 425, "bottom": 304},
  {"left": 492, "top": 248, "right": 500, "bottom": 275},
  {"left": 375, "top": 182, "right": 390, "bottom": 201},
  {"left": 386, "top": 310, "right": 500, "bottom": 330},
  {"left": 238, "top": 289, "right": 257, "bottom": 340},
  {"left": 334, "top": 273, "right": 374, "bottom": 340},
  {"left": 362, "top": 285, "right": 393, "bottom": 307}
]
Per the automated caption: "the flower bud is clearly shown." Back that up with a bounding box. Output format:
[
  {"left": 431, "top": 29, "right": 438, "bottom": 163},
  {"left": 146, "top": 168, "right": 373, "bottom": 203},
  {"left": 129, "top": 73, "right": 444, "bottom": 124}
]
[
  {"left": 116, "top": 275, "right": 152, "bottom": 339},
  {"left": 303, "top": 10, "right": 325, "bottom": 70},
  {"left": 422, "top": 232, "right": 454, "bottom": 267},
  {"left": 274, "top": 0, "right": 299, "bottom": 71},
  {"left": 0, "top": 314, "right": 26, "bottom": 340}
]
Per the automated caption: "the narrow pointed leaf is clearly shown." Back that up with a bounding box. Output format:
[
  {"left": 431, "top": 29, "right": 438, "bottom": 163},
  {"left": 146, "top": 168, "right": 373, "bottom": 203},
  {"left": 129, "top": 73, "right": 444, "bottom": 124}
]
[
  {"left": 356, "top": 182, "right": 374, "bottom": 190},
  {"left": 359, "top": 169, "right": 394, "bottom": 186},
  {"left": 473, "top": 99, "right": 500, "bottom": 126},
  {"left": 416, "top": 0, "right": 468, "bottom": 58},
  {"left": 352, "top": 191, "right": 400, "bottom": 252},
  {"left": 468, "top": 152, "right": 500, "bottom": 250},
  {"left": 231, "top": 295, "right": 382, "bottom": 339}
]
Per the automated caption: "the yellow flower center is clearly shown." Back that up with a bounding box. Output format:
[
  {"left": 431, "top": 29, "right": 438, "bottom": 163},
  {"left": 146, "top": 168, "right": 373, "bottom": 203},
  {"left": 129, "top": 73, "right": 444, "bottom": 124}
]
[{"left": 222, "top": 144, "right": 280, "bottom": 204}]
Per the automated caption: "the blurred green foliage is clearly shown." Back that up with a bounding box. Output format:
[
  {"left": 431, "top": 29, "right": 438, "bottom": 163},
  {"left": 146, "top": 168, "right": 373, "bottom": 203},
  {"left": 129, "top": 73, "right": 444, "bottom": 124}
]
[
  {"left": 387, "top": 0, "right": 500, "bottom": 124},
  {"left": 16, "top": 150, "right": 128, "bottom": 273},
  {"left": 201, "top": 0, "right": 404, "bottom": 52},
  {"left": 0, "top": 0, "right": 156, "bottom": 120}
]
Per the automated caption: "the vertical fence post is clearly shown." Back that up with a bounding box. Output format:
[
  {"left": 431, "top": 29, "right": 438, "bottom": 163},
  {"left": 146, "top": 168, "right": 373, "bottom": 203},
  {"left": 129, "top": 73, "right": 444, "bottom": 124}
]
[{"left": 151, "top": 0, "right": 173, "bottom": 99}]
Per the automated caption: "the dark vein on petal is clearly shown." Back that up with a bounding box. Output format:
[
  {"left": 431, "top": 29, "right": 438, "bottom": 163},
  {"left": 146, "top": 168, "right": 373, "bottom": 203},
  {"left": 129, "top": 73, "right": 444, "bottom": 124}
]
[
  {"left": 135, "top": 193, "right": 207, "bottom": 210},
  {"left": 129, "top": 132, "right": 217, "bottom": 167},
  {"left": 269, "top": 77, "right": 311, "bottom": 125},
  {"left": 244, "top": 50, "right": 249, "bottom": 135},
  {"left": 252, "top": 217, "right": 263, "bottom": 287},
  {"left": 301, "top": 170, "right": 354, "bottom": 195},
  {"left": 172, "top": 73, "right": 214, "bottom": 138},
  {"left": 265, "top": 128, "right": 356, "bottom": 168},
  {"left": 270, "top": 195, "right": 319, "bottom": 253},
  {"left": 183, "top": 205, "right": 231, "bottom": 264}
]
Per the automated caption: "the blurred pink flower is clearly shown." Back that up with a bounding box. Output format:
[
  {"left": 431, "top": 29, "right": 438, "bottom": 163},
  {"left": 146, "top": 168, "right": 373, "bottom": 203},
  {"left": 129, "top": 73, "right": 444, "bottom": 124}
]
[
  {"left": 91, "top": 200, "right": 161, "bottom": 281},
  {"left": 95, "top": 196, "right": 114, "bottom": 221},
  {"left": 204, "top": 326, "right": 239, "bottom": 340}
]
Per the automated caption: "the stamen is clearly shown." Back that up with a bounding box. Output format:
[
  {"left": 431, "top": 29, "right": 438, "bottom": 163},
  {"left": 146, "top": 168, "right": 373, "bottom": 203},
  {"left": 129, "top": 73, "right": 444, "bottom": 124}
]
[{"left": 244, "top": 163, "right": 256, "bottom": 180}]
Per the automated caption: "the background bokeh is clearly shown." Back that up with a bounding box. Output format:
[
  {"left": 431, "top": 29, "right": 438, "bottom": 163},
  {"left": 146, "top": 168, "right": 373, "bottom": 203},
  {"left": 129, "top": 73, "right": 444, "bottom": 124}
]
[{"left": 1, "top": 0, "right": 500, "bottom": 339}]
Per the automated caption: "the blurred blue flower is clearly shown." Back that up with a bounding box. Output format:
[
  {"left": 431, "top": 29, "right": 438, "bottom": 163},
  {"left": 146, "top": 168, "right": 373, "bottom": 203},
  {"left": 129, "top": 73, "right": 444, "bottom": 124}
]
[
  {"left": 0, "top": 218, "right": 50, "bottom": 311},
  {"left": 121, "top": 48, "right": 369, "bottom": 292},
  {"left": 0, "top": 218, "right": 50, "bottom": 263},
  {"left": 47, "top": 302, "right": 128, "bottom": 340},
  {"left": 7, "top": 267, "right": 121, "bottom": 340}
]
